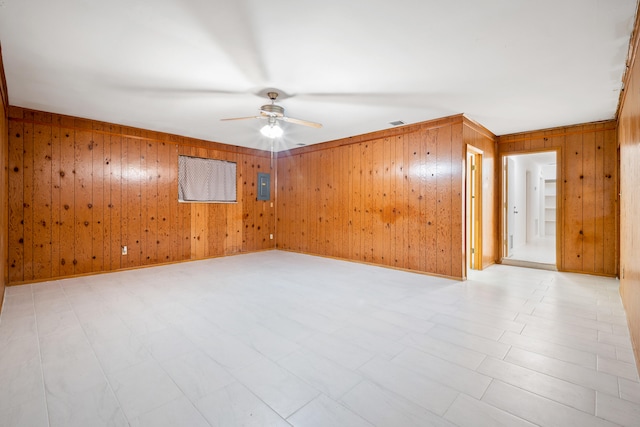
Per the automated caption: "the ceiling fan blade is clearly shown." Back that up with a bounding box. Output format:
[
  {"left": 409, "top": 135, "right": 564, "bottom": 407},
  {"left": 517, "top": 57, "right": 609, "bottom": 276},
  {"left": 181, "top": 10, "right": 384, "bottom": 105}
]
[
  {"left": 220, "top": 116, "right": 266, "bottom": 122},
  {"left": 106, "top": 81, "right": 247, "bottom": 96},
  {"left": 293, "top": 92, "right": 446, "bottom": 108},
  {"left": 281, "top": 116, "right": 323, "bottom": 129},
  {"left": 259, "top": 109, "right": 282, "bottom": 117}
]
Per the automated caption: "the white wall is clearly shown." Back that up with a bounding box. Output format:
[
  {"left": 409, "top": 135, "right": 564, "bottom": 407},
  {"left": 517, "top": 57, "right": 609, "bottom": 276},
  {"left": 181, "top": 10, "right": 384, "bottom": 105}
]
[
  {"left": 541, "top": 164, "right": 556, "bottom": 180},
  {"left": 526, "top": 164, "right": 542, "bottom": 241},
  {"left": 512, "top": 156, "right": 528, "bottom": 249}
]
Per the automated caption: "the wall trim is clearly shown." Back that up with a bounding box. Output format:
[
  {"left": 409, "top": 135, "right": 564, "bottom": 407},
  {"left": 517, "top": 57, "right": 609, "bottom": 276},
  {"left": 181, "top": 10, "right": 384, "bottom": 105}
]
[
  {"left": 9, "top": 106, "right": 273, "bottom": 159},
  {"left": 0, "top": 45, "right": 7, "bottom": 114},
  {"left": 278, "top": 114, "right": 465, "bottom": 157},
  {"left": 617, "top": 2, "right": 640, "bottom": 120},
  {"left": 463, "top": 116, "right": 496, "bottom": 141},
  {"left": 275, "top": 248, "right": 465, "bottom": 282},
  {"left": 6, "top": 248, "right": 277, "bottom": 286},
  {"left": 497, "top": 120, "right": 617, "bottom": 144}
]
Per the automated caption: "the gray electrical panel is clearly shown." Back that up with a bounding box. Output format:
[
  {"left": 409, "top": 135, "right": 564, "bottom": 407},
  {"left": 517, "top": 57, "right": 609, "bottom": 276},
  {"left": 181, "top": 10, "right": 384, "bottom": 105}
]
[{"left": 257, "top": 172, "right": 270, "bottom": 201}]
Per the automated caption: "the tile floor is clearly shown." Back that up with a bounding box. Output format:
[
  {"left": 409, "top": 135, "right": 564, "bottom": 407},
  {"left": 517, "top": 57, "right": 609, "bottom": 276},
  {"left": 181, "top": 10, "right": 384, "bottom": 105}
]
[
  {"left": 508, "top": 236, "right": 556, "bottom": 265},
  {"left": 0, "top": 251, "right": 639, "bottom": 426}
]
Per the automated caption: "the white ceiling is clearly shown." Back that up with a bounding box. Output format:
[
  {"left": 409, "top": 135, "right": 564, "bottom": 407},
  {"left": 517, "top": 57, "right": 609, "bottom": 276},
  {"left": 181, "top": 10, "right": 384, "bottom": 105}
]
[{"left": 0, "top": 0, "right": 636, "bottom": 152}]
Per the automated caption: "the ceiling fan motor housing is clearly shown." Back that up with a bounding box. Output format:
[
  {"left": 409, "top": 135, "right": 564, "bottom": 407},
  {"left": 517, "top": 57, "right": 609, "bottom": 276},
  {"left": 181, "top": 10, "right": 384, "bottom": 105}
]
[
  {"left": 221, "top": 90, "right": 321, "bottom": 128},
  {"left": 261, "top": 104, "right": 285, "bottom": 117}
]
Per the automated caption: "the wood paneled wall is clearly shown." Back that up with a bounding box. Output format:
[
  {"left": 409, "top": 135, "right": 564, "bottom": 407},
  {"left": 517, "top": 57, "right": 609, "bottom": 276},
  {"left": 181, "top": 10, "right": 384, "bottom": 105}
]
[
  {"left": 618, "top": 4, "right": 640, "bottom": 375},
  {"left": 498, "top": 122, "right": 618, "bottom": 276},
  {"left": 7, "top": 107, "right": 275, "bottom": 284},
  {"left": 0, "top": 45, "right": 9, "bottom": 309},
  {"left": 463, "top": 119, "right": 498, "bottom": 269},
  {"left": 277, "top": 115, "right": 476, "bottom": 279}
]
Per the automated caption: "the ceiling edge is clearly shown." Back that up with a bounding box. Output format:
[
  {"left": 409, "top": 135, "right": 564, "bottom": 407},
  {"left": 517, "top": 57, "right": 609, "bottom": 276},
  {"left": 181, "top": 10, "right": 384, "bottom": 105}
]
[{"left": 616, "top": 0, "right": 640, "bottom": 120}]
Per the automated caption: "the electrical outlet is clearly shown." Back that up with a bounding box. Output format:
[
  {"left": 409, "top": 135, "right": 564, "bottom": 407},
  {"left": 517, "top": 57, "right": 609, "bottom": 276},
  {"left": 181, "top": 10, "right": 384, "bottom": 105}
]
[
  {"left": 270, "top": 234, "right": 273, "bottom": 240},
  {"left": 122, "top": 245, "right": 127, "bottom": 255}
]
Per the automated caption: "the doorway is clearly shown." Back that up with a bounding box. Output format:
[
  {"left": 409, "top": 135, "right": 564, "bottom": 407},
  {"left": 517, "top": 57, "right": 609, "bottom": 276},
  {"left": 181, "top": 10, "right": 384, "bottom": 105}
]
[{"left": 502, "top": 151, "right": 557, "bottom": 269}]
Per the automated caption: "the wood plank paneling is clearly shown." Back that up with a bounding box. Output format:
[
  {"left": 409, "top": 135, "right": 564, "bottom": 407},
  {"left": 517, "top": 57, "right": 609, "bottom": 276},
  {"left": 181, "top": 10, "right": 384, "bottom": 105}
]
[
  {"left": 450, "top": 123, "right": 464, "bottom": 279},
  {"left": 564, "top": 132, "right": 584, "bottom": 271},
  {"left": 275, "top": 157, "right": 292, "bottom": 249},
  {"left": 424, "top": 130, "right": 437, "bottom": 273},
  {"left": 59, "top": 128, "right": 75, "bottom": 276},
  {"left": 407, "top": 133, "right": 421, "bottom": 271},
  {"left": 312, "top": 152, "right": 322, "bottom": 253},
  {"left": 178, "top": 145, "right": 191, "bottom": 261},
  {"left": 167, "top": 142, "right": 179, "bottom": 262},
  {"left": 50, "top": 125, "right": 61, "bottom": 277},
  {"left": 301, "top": 152, "right": 311, "bottom": 254},
  {"left": 399, "top": 134, "right": 409, "bottom": 269},
  {"left": 582, "top": 129, "right": 596, "bottom": 272},
  {"left": 157, "top": 142, "right": 171, "bottom": 262},
  {"left": 74, "top": 129, "right": 93, "bottom": 274},
  {"left": 259, "top": 157, "right": 274, "bottom": 249},
  {"left": 8, "top": 118, "right": 24, "bottom": 283},
  {"left": 91, "top": 127, "right": 105, "bottom": 272},
  {"left": 229, "top": 150, "right": 243, "bottom": 253},
  {"left": 306, "top": 155, "right": 313, "bottom": 252},
  {"left": 6, "top": 107, "right": 275, "bottom": 285},
  {"left": 350, "top": 144, "right": 362, "bottom": 260},
  {"left": 498, "top": 121, "right": 617, "bottom": 276},
  {"left": 191, "top": 147, "right": 206, "bottom": 260},
  {"left": 602, "top": 129, "right": 617, "bottom": 276},
  {"left": 618, "top": 4, "right": 640, "bottom": 376},
  {"left": 143, "top": 141, "right": 158, "bottom": 265},
  {"left": 382, "top": 137, "right": 392, "bottom": 266},
  {"left": 391, "top": 136, "right": 402, "bottom": 267},
  {"left": 22, "top": 119, "right": 34, "bottom": 280},
  {"left": 362, "top": 142, "right": 374, "bottom": 264},
  {"left": 109, "top": 133, "right": 122, "bottom": 270},
  {"left": 126, "top": 136, "right": 142, "bottom": 268},
  {"left": 276, "top": 116, "right": 468, "bottom": 279},
  {"left": 371, "top": 138, "right": 383, "bottom": 264},
  {"left": 593, "top": 130, "right": 605, "bottom": 273},
  {"left": 32, "top": 123, "right": 52, "bottom": 279},
  {"left": 436, "top": 126, "right": 453, "bottom": 277},
  {"left": 463, "top": 118, "right": 498, "bottom": 270}
]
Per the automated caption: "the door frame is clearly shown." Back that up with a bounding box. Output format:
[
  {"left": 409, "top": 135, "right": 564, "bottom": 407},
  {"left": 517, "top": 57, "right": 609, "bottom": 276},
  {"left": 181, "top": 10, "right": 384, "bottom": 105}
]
[
  {"left": 466, "top": 145, "right": 483, "bottom": 271},
  {"left": 498, "top": 148, "right": 562, "bottom": 269}
]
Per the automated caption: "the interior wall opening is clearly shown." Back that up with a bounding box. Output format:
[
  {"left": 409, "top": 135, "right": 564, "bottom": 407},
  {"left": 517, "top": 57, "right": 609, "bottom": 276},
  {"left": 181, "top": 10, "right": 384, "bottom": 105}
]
[{"left": 502, "top": 151, "right": 557, "bottom": 269}]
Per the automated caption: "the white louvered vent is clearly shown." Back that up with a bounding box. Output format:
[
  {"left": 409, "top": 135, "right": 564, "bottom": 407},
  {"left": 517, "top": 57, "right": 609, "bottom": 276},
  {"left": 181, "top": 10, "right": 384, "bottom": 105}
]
[{"left": 178, "top": 156, "right": 237, "bottom": 203}]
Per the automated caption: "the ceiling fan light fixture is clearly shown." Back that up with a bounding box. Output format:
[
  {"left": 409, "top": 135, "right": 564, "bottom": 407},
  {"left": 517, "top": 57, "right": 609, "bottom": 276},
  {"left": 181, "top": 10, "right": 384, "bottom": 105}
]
[{"left": 260, "top": 123, "right": 283, "bottom": 138}]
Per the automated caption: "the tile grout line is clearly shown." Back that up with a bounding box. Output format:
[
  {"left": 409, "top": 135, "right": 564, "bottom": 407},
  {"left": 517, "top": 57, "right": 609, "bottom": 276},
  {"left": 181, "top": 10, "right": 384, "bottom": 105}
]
[
  {"left": 130, "top": 307, "right": 298, "bottom": 425},
  {"left": 141, "top": 330, "right": 218, "bottom": 426},
  {"left": 283, "top": 392, "right": 317, "bottom": 423},
  {"left": 225, "top": 357, "right": 301, "bottom": 424},
  {"left": 61, "top": 281, "right": 129, "bottom": 426},
  {"left": 4, "top": 254, "right": 638, "bottom": 425},
  {"left": 31, "top": 285, "right": 52, "bottom": 427},
  {"left": 485, "top": 379, "right": 604, "bottom": 424}
]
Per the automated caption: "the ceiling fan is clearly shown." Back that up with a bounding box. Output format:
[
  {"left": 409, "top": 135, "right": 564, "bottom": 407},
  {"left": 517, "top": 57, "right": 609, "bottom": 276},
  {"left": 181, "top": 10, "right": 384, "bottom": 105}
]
[{"left": 220, "top": 91, "right": 322, "bottom": 138}]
